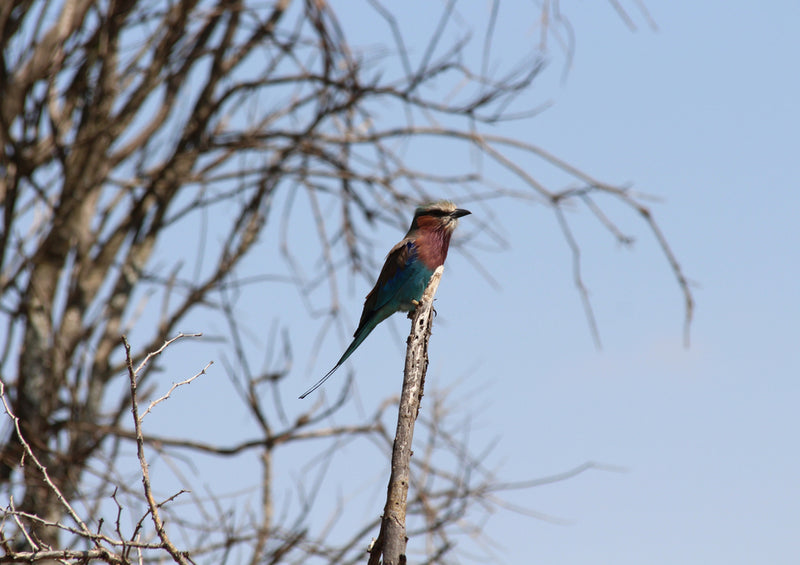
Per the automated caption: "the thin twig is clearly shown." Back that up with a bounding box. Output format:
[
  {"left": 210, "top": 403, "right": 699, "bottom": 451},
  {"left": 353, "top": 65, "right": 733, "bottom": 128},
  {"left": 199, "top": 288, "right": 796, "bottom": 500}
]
[
  {"left": 553, "top": 206, "right": 603, "bottom": 348},
  {"left": 141, "top": 361, "right": 214, "bottom": 419}
]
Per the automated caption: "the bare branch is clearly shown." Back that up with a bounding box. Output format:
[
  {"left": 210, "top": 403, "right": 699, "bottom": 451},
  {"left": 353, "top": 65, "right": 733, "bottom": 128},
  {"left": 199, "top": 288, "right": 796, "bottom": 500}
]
[
  {"left": 123, "top": 335, "right": 192, "bottom": 565},
  {"left": 140, "top": 360, "right": 213, "bottom": 420},
  {"left": 370, "top": 267, "right": 443, "bottom": 565},
  {"left": 0, "top": 380, "right": 96, "bottom": 542}
]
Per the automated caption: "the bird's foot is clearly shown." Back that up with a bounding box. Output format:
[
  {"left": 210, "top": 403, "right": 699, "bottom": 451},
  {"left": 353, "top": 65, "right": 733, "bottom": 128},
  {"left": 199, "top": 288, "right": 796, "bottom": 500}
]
[
  {"left": 406, "top": 299, "right": 420, "bottom": 319},
  {"left": 405, "top": 299, "right": 437, "bottom": 318}
]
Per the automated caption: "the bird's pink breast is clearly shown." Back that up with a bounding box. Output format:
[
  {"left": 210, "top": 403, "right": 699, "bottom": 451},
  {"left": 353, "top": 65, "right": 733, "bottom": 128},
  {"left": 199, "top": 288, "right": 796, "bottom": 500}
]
[{"left": 416, "top": 227, "right": 452, "bottom": 269}]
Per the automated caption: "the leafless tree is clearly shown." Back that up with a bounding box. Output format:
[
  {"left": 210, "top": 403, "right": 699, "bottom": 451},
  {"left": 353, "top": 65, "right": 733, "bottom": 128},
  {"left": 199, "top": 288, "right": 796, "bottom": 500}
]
[{"left": 0, "top": 0, "right": 688, "bottom": 563}]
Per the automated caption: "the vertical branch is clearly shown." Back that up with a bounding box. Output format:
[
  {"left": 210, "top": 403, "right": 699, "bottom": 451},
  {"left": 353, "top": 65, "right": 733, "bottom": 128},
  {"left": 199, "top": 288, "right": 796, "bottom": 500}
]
[
  {"left": 369, "top": 266, "right": 443, "bottom": 565},
  {"left": 123, "top": 336, "right": 191, "bottom": 565}
]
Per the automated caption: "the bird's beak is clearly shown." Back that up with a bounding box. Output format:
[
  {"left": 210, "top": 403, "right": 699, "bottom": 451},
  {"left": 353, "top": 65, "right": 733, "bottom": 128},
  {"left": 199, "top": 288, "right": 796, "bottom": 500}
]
[{"left": 452, "top": 208, "right": 471, "bottom": 218}]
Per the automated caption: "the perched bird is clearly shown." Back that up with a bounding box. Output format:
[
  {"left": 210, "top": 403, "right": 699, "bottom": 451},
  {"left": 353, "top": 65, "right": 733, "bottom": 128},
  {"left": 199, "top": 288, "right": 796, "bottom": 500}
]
[{"left": 300, "top": 200, "right": 471, "bottom": 399}]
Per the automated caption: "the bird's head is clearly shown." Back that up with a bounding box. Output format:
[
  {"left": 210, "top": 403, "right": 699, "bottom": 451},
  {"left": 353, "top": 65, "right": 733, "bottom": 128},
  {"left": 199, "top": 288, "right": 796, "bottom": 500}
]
[{"left": 409, "top": 200, "right": 471, "bottom": 234}]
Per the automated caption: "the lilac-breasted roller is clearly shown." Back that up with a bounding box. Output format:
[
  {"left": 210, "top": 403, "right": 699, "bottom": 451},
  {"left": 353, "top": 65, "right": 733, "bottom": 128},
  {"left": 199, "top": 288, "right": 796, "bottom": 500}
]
[{"left": 299, "top": 200, "right": 471, "bottom": 398}]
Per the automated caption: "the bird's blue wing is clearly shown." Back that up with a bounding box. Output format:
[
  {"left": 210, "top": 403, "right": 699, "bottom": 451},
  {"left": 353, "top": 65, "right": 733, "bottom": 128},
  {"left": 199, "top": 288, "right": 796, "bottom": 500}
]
[{"left": 358, "top": 240, "right": 416, "bottom": 328}]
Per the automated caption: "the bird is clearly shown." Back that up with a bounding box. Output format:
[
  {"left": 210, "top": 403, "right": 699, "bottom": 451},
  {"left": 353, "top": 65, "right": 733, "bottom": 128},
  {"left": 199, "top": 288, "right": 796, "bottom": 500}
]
[{"left": 299, "top": 200, "right": 471, "bottom": 399}]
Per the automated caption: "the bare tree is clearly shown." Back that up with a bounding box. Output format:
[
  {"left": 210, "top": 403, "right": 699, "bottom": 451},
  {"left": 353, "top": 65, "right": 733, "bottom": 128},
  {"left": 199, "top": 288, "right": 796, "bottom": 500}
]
[{"left": 0, "top": 0, "right": 689, "bottom": 563}]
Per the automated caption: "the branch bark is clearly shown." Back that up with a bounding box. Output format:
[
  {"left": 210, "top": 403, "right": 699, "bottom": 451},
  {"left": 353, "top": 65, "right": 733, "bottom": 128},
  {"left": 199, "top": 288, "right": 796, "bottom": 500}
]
[{"left": 369, "top": 266, "right": 443, "bottom": 565}]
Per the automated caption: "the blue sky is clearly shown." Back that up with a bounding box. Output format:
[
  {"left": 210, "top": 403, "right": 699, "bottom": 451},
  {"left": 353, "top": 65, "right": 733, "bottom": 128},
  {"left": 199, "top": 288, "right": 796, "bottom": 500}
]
[
  {"left": 456, "top": 2, "right": 800, "bottom": 563},
  {"left": 138, "top": 2, "right": 800, "bottom": 563}
]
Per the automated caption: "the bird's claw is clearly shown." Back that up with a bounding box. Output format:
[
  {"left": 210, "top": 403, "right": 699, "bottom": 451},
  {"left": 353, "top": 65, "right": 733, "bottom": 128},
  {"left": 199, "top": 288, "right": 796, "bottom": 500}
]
[{"left": 405, "top": 299, "right": 437, "bottom": 318}]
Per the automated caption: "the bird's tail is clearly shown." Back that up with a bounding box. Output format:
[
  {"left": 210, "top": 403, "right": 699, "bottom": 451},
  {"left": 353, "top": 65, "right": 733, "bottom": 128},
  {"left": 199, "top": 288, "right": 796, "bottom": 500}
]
[
  {"left": 298, "top": 362, "right": 342, "bottom": 400},
  {"left": 298, "top": 321, "right": 378, "bottom": 399}
]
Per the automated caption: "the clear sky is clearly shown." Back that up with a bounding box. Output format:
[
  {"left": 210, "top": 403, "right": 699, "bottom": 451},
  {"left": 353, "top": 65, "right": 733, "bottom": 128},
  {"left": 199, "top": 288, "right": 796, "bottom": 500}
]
[{"left": 142, "top": 2, "right": 800, "bottom": 563}]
